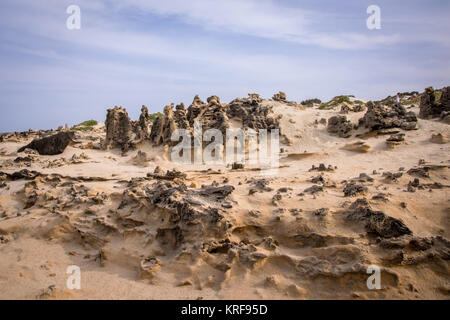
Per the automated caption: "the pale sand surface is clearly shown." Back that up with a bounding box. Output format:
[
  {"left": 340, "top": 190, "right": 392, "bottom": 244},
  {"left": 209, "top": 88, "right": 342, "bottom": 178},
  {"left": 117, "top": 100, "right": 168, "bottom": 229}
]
[{"left": 0, "top": 102, "right": 449, "bottom": 299}]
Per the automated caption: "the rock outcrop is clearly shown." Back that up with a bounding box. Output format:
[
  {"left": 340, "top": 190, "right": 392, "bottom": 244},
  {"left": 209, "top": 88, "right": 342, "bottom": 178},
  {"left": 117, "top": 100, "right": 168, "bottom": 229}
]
[
  {"left": 120, "top": 179, "right": 235, "bottom": 248},
  {"left": 18, "top": 131, "right": 74, "bottom": 155},
  {"left": 227, "top": 94, "right": 279, "bottom": 131},
  {"left": 149, "top": 104, "right": 188, "bottom": 146},
  {"left": 419, "top": 86, "right": 450, "bottom": 119},
  {"left": 103, "top": 106, "right": 134, "bottom": 152},
  {"left": 186, "top": 95, "right": 206, "bottom": 126},
  {"left": 149, "top": 94, "right": 279, "bottom": 146},
  {"left": 345, "top": 198, "right": 412, "bottom": 238},
  {"left": 327, "top": 115, "right": 353, "bottom": 138},
  {"left": 272, "top": 91, "right": 287, "bottom": 101},
  {"left": 133, "top": 105, "right": 151, "bottom": 141},
  {"left": 359, "top": 101, "right": 417, "bottom": 131},
  {"left": 197, "top": 96, "right": 229, "bottom": 134}
]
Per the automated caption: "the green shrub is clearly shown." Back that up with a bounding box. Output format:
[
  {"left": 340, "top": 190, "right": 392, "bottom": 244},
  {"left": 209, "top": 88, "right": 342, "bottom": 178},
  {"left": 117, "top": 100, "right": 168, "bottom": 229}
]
[
  {"left": 301, "top": 98, "right": 321, "bottom": 106},
  {"left": 318, "top": 103, "right": 332, "bottom": 110},
  {"left": 434, "top": 91, "right": 442, "bottom": 101},
  {"left": 334, "top": 96, "right": 352, "bottom": 104},
  {"left": 318, "top": 95, "right": 353, "bottom": 110},
  {"left": 402, "top": 91, "right": 440, "bottom": 106},
  {"left": 71, "top": 120, "right": 98, "bottom": 131},
  {"left": 148, "top": 112, "right": 164, "bottom": 122}
]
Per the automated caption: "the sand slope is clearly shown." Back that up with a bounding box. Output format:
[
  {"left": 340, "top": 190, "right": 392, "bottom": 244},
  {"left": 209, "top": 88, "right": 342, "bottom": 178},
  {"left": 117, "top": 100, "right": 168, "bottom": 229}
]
[{"left": 0, "top": 101, "right": 449, "bottom": 300}]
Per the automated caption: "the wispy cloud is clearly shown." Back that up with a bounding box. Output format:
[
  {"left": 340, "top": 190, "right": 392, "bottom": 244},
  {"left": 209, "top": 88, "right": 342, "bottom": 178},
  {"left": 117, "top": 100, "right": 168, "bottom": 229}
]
[
  {"left": 119, "top": 0, "right": 403, "bottom": 49},
  {"left": 0, "top": 0, "right": 449, "bottom": 132}
]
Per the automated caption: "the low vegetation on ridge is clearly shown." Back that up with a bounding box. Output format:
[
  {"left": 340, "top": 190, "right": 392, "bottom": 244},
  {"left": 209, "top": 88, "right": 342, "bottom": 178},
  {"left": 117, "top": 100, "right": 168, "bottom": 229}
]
[{"left": 71, "top": 120, "right": 98, "bottom": 131}]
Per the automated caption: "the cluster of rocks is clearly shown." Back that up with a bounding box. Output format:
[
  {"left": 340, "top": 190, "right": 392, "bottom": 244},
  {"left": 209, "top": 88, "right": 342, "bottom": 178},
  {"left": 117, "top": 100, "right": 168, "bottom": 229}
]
[
  {"left": 119, "top": 178, "right": 235, "bottom": 249},
  {"left": 309, "top": 163, "right": 335, "bottom": 172},
  {"left": 343, "top": 183, "right": 368, "bottom": 197},
  {"left": 419, "top": 86, "right": 450, "bottom": 122},
  {"left": 345, "top": 198, "right": 412, "bottom": 238},
  {"left": 228, "top": 95, "right": 279, "bottom": 131},
  {"left": 1, "top": 130, "right": 41, "bottom": 143},
  {"left": 340, "top": 103, "right": 365, "bottom": 114},
  {"left": 359, "top": 101, "right": 417, "bottom": 131},
  {"left": 103, "top": 94, "right": 281, "bottom": 151}
]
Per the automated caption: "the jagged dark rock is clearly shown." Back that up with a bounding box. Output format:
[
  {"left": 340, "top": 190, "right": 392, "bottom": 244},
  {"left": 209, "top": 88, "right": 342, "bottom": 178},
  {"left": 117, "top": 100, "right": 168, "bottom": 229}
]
[
  {"left": 227, "top": 94, "right": 279, "bottom": 131},
  {"left": 359, "top": 101, "right": 417, "bottom": 131},
  {"left": 304, "top": 185, "right": 323, "bottom": 194},
  {"left": 343, "top": 183, "right": 367, "bottom": 197},
  {"left": 17, "top": 131, "right": 74, "bottom": 155},
  {"left": 148, "top": 94, "right": 281, "bottom": 147},
  {"left": 0, "top": 169, "right": 41, "bottom": 181},
  {"left": 147, "top": 169, "right": 187, "bottom": 180},
  {"left": 345, "top": 198, "right": 412, "bottom": 238},
  {"left": 186, "top": 95, "right": 206, "bottom": 126},
  {"left": 149, "top": 104, "right": 179, "bottom": 146},
  {"left": 133, "top": 105, "right": 151, "bottom": 140},
  {"left": 419, "top": 86, "right": 450, "bottom": 119},
  {"left": 309, "top": 164, "right": 334, "bottom": 172},
  {"left": 327, "top": 116, "right": 353, "bottom": 138}
]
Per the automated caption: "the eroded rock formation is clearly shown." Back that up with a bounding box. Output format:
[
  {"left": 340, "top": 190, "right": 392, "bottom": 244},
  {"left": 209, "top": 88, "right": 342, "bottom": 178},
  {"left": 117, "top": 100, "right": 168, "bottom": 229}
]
[
  {"left": 327, "top": 115, "right": 353, "bottom": 138},
  {"left": 148, "top": 94, "right": 279, "bottom": 147},
  {"left": 18, "top": 131, "right": 74, "bottom": 155},
  {"left": 103, "top": 106, "right": 134, "bottom": 152},
  {"left": 227, "top": 95, "right": 279, "bottom": 131},
  {"left": 345, "top": 198, "right": 412, "bottom": 238},
  {"left": 419, "top": 86, "right": 450, "bottom": 119},
  {"left": 359, "top": 101, "right": 417, "bottom": 131},
  {"left": 149, "top": 104, "right": 185, "bottom": 146},
  {"left": 133, "top": 105, "right": 151, "bottom": 141},
  {"left": 272, "top": 91, "right": 287, "bottom": 101}
]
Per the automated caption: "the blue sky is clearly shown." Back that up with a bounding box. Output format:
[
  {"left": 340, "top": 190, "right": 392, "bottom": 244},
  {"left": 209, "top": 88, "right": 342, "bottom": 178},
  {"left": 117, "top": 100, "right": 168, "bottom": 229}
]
[{"left": 0, "top": 0, "right": 449, "bottom": 132}]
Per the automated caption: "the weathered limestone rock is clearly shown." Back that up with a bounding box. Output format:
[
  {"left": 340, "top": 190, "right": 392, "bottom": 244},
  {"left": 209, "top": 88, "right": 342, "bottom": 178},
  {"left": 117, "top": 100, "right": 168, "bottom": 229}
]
[
  {"left": 342, "top": 141, "right": 370, "bottom": 153},
  {"left": 174, "top": 103, "right": 190, "bottom": 130},
  {"left": 345, "top": 198, "right": 412, "bottom": 238},
  {"left": 359, "top": 101, "right": 417, "bottom": 131},
  {"left": 431, "top": 133, "right": 447, "bottom": 144},
  {"left": 145, "top": 93, "right": 283, "bottom": 147},
  {"left": 195, "top": 96, "right": 229, "bottom": 134},
  {"left": 133, "top": 105, "right": 151, "bottom": 140},
  {"left": 149, "top": 104, "right": 179, "bottom": 146},
  {"left": 386, "top": 133, "right": 405, "bottom": 148},
  {"left": 419, "top": 87, "right": 450, "bottom": 119},
  {"left": 272, "top": 91, "right": 287, "bottom": 101},
  {"left": 103, "top": 106, "right": 134, "bottom": 152},
  {"left": 227, "top": 94, "right": 279, "bottom": 131},
  {"left": 327, "top": 115, "right": 353, "bottom": 138},
  {"left": 186, "top": 95, "right": 206, "bottom": 127}
]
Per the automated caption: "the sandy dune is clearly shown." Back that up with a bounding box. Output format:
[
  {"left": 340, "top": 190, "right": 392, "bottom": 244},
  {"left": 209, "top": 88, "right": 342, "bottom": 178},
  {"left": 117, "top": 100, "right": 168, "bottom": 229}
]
[{"left": 0, "top": 95, "right": 449, "bottom": 300}]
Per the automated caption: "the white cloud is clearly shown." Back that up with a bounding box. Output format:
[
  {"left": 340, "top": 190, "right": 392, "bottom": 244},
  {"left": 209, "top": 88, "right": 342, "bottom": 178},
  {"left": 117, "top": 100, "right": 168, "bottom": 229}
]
[{"left": 120, "top": 0, "right": 402, "bottom": 49}]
